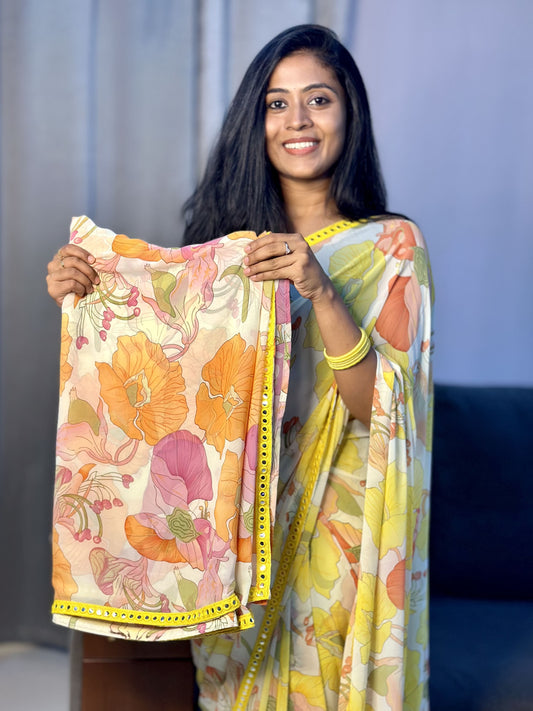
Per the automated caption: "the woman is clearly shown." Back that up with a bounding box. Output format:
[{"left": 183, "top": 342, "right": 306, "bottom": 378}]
[{"left": 48, "top": 25, "right": 432, "bottom": 711}]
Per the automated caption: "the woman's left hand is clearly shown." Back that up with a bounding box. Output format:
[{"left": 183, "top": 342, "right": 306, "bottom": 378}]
[
  {"left": 243, "top": 232, "right": 329, "bottom": 302},
  {"left": 244, "top": 230, "right": 376, "bottom": 427}
]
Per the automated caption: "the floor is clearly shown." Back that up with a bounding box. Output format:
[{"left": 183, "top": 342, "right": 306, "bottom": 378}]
[{"left": 0, "top": 643, "right": 70, "bottom": 710}]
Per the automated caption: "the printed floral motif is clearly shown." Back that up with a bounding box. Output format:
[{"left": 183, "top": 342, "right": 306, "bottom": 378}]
[
  {"left": 125, "top": 430, "right": 219, "bottom": 570},
  {"left": 96, "top": 332, "right": 188, "bottom": 446},
  {"left": 142, "top": 242, "right": 221, "bottom": 355},
  {"left": 90, "top": 548, "right": 171, "bottom": 613},
  {"left": 195, "top": 335, "right": 256, "bottom": 455},
  {"left": 59, "top": 314, "right": 73, "bottom": 395},
  {"left": 52, "top": 216, "right": 291, "bottom": 644}
]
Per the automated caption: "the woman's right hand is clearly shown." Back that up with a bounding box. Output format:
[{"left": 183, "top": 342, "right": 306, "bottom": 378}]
[{"left": 46, "top": 245, "right": 100, "bottom": 307}]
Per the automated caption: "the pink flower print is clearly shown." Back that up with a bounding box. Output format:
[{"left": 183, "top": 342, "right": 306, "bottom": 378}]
[
  {"left": 151, "top": 431, "right": 213, "bottom": 506},
  {"left": 56, "top": 394, "right": 112, "bottom": 464},
  {"left": 89, "top": 548, "right": 171, "bottom": 612},
  {"left": 142, "top": 244, "right": 219, "bottom": 353}
]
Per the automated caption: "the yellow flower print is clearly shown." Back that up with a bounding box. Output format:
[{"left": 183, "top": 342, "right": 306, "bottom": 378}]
[
  {"left": 289, "top": 670, "right": 327, "bottom": 710},
  {"left": 308, "top": 517, "right": 341, "bottom": 599},
  {"left": 313, "top": 601, "right": 350, "bottom": 691},
  {"left": 364, "top": 464, "right": 408, "bottom": 556},
  {"left": 96, "top": 332, "right": 188, "bottom": 446}
]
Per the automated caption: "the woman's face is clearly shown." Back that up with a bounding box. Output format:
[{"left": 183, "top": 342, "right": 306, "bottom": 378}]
[{"left": 265, "top": 52, "right": 346, "bottom": 184}]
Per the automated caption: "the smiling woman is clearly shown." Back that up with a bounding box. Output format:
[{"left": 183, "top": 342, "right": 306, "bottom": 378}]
[{"left": 46, "top": 24, "right": 433, "bottom": 711}]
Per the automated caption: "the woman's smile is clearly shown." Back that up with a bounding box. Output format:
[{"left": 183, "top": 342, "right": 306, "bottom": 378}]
[{"left": 282, "top": 138, "right": 320, "bottom": 154}]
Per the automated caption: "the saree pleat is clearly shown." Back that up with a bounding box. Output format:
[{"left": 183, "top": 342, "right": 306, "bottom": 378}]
[{"left": 194, "top": 218, "right": 433, "bottom": 711}]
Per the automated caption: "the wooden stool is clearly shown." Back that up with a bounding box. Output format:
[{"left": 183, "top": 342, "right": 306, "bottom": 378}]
[{"left": 70, "top": 632, "right": 196, "bottom": 710}]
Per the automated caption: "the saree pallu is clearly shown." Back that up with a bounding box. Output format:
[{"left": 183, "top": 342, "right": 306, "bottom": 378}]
[
  {"left": 193, "top": 219, "right": 433, "bottom": 711},
  {"left": 52, "top": 216, "right": 291, "bottom": 641}
]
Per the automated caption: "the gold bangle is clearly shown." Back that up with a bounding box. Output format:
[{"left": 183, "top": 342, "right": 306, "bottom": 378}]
[{"left": 324, "top": 328, "right": 371, "bottom": 370}]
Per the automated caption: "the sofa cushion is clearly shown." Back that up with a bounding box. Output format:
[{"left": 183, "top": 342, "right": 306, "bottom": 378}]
[
  {"left": 430, "top": 596, "right": 533, "bottom": 711},
  {"left": 430, "top": 385, "right": 533, "bottom": 600}
]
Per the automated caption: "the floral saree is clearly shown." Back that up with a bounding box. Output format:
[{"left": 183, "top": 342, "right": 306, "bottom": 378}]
[
  {"left": 52, "top": 216, "right": 291, "bottom": 640},
  {"left": 193, "top": 218, "right": 433, "bottom": 711}
]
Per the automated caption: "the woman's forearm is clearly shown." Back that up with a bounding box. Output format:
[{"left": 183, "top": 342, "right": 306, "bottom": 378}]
[{"left": 311, "top": 281, "right": 376, "bottom": 427}]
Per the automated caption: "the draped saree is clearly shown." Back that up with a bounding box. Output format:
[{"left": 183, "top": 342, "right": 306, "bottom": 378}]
[{"left": 193, "top": 218, "right": 433, "bottom": 711}]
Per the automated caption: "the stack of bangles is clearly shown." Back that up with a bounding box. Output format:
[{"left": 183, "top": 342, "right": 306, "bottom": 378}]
[{"left": 324, "top": 327, "right": 371, "bottom": 370}]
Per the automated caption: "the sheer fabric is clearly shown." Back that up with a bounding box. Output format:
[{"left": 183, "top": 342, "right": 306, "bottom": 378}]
[
  {"left": 52, "top": 216, "right": 291, "bottom": 641},
  {"left": 193, "top": 218, "right": 433, "bottom": 711}
]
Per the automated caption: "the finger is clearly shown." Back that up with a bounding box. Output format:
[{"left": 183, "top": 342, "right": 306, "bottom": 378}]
[
  {"left": 46, "top": 274, "right": 93, "bottom": 306},
  {"left": 48, "top": 254, "right": 99, "bottom": 285},
  {"left": 57, "top": 244, "right": 96, "bottom": 264},
  {"left": 244, "top": 254, "right": 295, "bottom": 280},
  {"left": 61, "top": 256, "right": 100, "bottom": 284},
  {"left": 246, "top": 266, "right": 291, "bottom": 282},
  {"left": 245, "top": 237, "right": 298, "bottom": 266},
  {"left": 47, "top": 265, "right": 97, "bottom": 296}
]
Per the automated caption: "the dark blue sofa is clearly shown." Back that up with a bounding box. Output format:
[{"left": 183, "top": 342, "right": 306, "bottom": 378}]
[{"left": 429, "top": 384, "right": 533, "bottom": 711}]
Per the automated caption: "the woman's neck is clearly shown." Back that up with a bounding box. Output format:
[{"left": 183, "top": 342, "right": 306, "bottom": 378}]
[{"left": 280, "top": 177, "right": 342, "bottom": 237}]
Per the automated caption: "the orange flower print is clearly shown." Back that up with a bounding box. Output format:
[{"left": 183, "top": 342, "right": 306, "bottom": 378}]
[
  {"left": 112, "top": 234, "right": 187, "bottom": 264},
  {"left": 59, "top": 314, "right": 73, "bottom": 395},
  {"left": 386, "top": 558, "right": 406, "bottom": 609},
  {"left": 215, "top": 450, "right": 241, "bottom": 553},
  {"left": 376, "top": 220, "right": 417, "bottom": 261},
  {"left": 96, "top": 332, "right": 188, "bottom": 446},
  {"left": 195, "top": 335, "right": 256, "bottom": 455},
  {"left": 375, "top": 275, "right": 421, "bottom": 352},
  {"left": 52, "top": 529, "right": 78, "bottom": 599}
]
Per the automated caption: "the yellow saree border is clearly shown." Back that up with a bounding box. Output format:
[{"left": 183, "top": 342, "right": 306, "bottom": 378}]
[
  {"left": 234, "top": 391, "right": 344, "bottom": 710},
  {"left": 249, "top": 280, "right": 278, "bottom": 603},
  {"left": 52, "top": 593, "right": 240, "bottom": 628},
  {"left": 305, "top": 219, "right": 361, "bottom": 247}
]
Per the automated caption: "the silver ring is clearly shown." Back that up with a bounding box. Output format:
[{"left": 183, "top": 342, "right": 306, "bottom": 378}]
[{"left": 283, "top": 241, "right": 292, "bottom": 255}]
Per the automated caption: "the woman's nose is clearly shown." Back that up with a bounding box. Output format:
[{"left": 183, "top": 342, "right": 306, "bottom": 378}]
[{"left": 286, "top": 103, "right": 312, "bottom": 130}]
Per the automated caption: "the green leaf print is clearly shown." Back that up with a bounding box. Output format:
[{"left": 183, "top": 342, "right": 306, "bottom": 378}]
[
  {"left": 368, "top": 664, "right": 397, "bottom": 695},
  {"left": 413, "top": 246, "right": 429, "bottom": 287},
  {"left": 243, "top": 506, "right": 255, "bottom": 534},
  {"left": 176, "top": 575, "right": 198, "bottom": 610},
  {"left": 166, "top": 508, "right": 199, "bottom": 542},
  {"left": 150, "top": 270, "right": 177, "bottom": 317},
  {"left": 68, "top": 390, "right": 100, "bottom": 435},
  {"left": 221, "top": 264, "right": 250, "bottom": 322}
]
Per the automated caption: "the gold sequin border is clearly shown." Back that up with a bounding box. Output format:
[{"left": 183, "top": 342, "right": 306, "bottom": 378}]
[
  {"left": 249, "top": 280, "right": 277, "bottom": 603},
  {"left": 52, "top": 593, "right": 240, "bottom": 628}
]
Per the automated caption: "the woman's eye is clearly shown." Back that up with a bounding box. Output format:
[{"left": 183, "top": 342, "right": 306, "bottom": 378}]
[
  {"left": 309, "top": 96, "right": 330, "bottom": 106},
  {"left": 267, "top": 99, "right": 286, "bottom": 110}
]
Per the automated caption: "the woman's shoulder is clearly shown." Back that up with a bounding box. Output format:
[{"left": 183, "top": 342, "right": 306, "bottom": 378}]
[
  {"left": 349, "top": 214, "right": 429, "bottom": 265},
  {"left": 365, "top": 214, "right": 428, "bottom": 250}
]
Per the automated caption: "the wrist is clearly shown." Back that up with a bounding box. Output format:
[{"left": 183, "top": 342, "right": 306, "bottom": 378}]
[{"left": 310, "top": 278, "right": 339, "bottom": 311}]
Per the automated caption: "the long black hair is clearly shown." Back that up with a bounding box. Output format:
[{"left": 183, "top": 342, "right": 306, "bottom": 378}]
[{"left": 182, "top": 24, "right": 387, "bottom": 245}]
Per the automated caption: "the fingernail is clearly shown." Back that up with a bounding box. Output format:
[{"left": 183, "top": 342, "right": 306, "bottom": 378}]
[
  {"left": 243, "top": 267, "right": 250, "bottom": 275},
  {"left": 88, "top": 255, "right": 95, "bottom": 263}
]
